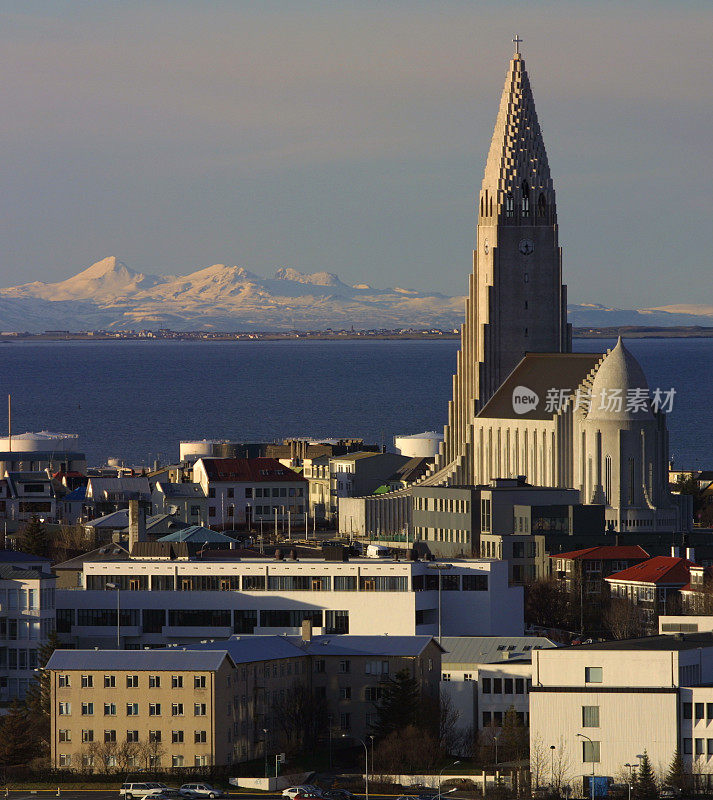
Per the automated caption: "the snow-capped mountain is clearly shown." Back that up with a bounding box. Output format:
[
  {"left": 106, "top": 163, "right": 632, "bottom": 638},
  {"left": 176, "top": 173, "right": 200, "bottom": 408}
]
[
  {"left": 1, "top": 257, "right": 711, "bottom": 332},
  {"left": 0, "top": 257, "right": 465, "bottom": 331}
]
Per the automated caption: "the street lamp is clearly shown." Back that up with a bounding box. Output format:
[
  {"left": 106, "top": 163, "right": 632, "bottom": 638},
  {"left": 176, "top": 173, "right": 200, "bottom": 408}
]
[
  {"left": 263, "top": 728, "right": 269, "bottom": 778},
  {"left": 550, "top": 745, "right": 556, "bottom": 788},
  {"left": 624, "top": 763, "right": 633, "bottom": 800},
  {"left": 427, "top": 563, "right": 453, "bottom": 644},
  {"left": 577, "top": 733, "right": 595, "bottom": 800},
  {"left": 369, "top": 734, "right": 375, "bottom": 776},
  {"left": 343, "top": 734, "right": 369, "bottom": 800},
  {"left": 494, "top": 732, "right": 500, "bottom": 767},
  {"left": 105, "top": 582, "right": 120, "bottom": 649},
  {"left": 438, "top": 761, "right": 460, "bottom": 799}
]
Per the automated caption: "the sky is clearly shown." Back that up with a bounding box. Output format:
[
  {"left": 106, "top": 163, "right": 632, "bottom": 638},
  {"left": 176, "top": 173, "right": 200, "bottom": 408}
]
[{"left": 0, "top": 0, "right": 711, "bottom": 308}]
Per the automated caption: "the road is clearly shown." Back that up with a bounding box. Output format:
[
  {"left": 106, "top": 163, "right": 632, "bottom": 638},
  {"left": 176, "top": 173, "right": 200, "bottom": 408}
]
[{"left": 2, "top": 793, "right": 404, "bottom": 800}]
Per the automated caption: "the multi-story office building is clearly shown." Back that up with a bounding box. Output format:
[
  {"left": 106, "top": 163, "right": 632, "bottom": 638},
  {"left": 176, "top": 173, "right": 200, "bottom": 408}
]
[
  {"left": 0, "top": 550, "right": 56, "bottom": 702},
  {"left": 54, "top": 552, "right": 522, "bottom": 649},
  {"left": 47, "top": 631, "right": 441, "bottom": 770},
  {"left": 529, "top": 633, "right": 713, "bottom": 794},
  {"left": 192, "top": 458, "right": 307, "bottom": 528}
]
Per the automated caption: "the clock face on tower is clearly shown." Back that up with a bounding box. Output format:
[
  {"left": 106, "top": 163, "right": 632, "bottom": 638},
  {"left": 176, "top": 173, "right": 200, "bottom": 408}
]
[{"left": 519, "top": 238, "right": 534, "bottom": 256}]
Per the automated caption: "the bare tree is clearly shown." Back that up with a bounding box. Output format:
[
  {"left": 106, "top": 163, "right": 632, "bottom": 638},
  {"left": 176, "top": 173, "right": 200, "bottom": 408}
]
[
  {"left": 529, "top": 733, "right": 548, "bottom": 790},
  {"left": 373, "top": 724, "right": 441, "bottom": 774},
  {"left": 270, "top": 681, "right": 329, "bottom": 756},
  {"left": 604, "top": 598, "right": 645, "bottom": 639},
  {"left": 551, "top": 735, "right": 573, "bottom": 796}
]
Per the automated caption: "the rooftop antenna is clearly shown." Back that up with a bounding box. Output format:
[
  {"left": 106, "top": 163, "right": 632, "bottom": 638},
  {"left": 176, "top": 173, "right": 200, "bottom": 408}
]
[{"left": 7, "top": 395, "right": 11, "bottom": 452}]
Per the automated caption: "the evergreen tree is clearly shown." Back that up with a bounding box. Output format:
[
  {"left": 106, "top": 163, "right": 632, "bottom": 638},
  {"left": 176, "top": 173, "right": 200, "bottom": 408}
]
[
  {"left": 19, "top": 517, "right": 49, "bottom": 557},
  {"left": 499, "top": 706, "right": 529, "bottom": 763},
  {"left": 24, "top": 631, "right": 60, "bottom": 756},
  {"left": 0, "top": 701, "right": 37, "bottom": 765},
  {"left": 371, "top": 669, "right": 420, "bottom": 739},
  {"left": 665, "top": 748, "right": 689, "bottom": 791},
  {"left": 633, "top": 751, "right": 658, "bottom": 800}
]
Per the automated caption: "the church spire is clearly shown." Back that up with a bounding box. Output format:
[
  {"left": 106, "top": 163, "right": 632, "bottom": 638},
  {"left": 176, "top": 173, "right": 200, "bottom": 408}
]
[{"left": 478, "top": 44, "right": 556, "bottom": 226}]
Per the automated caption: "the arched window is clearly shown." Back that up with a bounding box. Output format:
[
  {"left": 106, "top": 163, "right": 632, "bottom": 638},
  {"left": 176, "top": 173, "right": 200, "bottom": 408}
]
[
  {"left": 505, "top": 193, "right": 514, "bottom": 218},
  {"left": 538, "top": 193, "right": 546, "bottom": 217},
  {"left": 521, "top": 181, "right": 530, "bottom": 214}
]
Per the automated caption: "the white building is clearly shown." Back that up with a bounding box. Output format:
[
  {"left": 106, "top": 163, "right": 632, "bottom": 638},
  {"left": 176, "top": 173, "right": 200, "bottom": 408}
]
[
  {"left": 54, "top": 554, "right": 522, "bottom": 649},
  {"left": 395, "top": 432, "right": 444, "bottom": 459},
  {"left": 0, "top": 550, "right": 56, "bottom": 703},
  {"left": 529, "top": 633, "right": 713, "bottom": 794},
  {"left": 192, "top": 457, "right": 307, "bottom": 528},
  {"left": 439, "top": 636, "right": 558, "bottom": 739}
]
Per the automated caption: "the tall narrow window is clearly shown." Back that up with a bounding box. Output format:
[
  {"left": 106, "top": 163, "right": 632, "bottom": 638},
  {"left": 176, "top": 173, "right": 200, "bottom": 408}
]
[
  {"left": 538, "top": 193, "right": 546, "bottom": 216},
  {"left": 605, "top": 456, "right": 612, "bottom": 504},
  {"left": 505, "top": 193, "right": 514, "bottom": 218},
  {"left": 521, "top": 181, "right": 530, "bottom": 214}
]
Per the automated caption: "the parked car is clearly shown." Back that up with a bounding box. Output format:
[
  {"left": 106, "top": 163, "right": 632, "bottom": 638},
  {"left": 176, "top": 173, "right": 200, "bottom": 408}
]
[
  {"left": 283, "top": 789, "right": 311, "bottom": 799},
  {"left": 120, "top": 785, "right": 159, "bottom": 800},
  {"left": 660, "top": 789, "right": 682, "bottom": 799},
  {"left": 146, "top": 790, "right": 196, "bottom": 800},
  {"left": 325, "top": 791, "right": 356, "bottom": 800},
  {"left": 180, "top": 786, "right": 225, "bottom": 799}
]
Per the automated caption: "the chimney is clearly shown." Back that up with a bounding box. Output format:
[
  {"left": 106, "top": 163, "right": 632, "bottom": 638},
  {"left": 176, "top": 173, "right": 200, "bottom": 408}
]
[
  {"left": 129, "top": 498, "right": 147, "bottom": 552},
  {"left": 686, "top": 547, "right": 695, "bottom": 562},
  {"left": 301, "top": 619, "right": 312, "bottom": 643}
]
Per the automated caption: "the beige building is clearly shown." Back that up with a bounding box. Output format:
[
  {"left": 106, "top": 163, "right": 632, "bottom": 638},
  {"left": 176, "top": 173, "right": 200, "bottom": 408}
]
[{"left": 47, "top": 632, "right": 442, "bottom": 770}]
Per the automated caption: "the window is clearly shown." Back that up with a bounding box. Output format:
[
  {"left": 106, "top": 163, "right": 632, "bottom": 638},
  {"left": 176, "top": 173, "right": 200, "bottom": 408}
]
[
  {"left": 172, "top": 755, "right": 184, "bottom": 767},
  {"left": 482, "top": 678, "right": 491, "bottom": 694},
  {"left": 194, "top": 730, "right": 207, "bottom": 743},
  {"left": 194, "top": 703, "right": 207, "bottom": 716},
  {"left": 696, "top": 738, "right": 705, "bottom": 756},
  {"left": 365, "top": 660, "right": 389, "bottom": 675},
  {"left": 172, "top": 703, "right": 184, "bottom": 716},
  {"left": 339, "top": 712, "right": 351, "bottom": 730},
  {"left": 493, "top": 678, "right": 502, "bottom": 694},
  {"left": 59, "top": 754, "right": 71, "bottom": 767},
  {"left": 504, "top": 678, "right": 514, "bottom": 694},
  {"left": 126, "top": 674, "right": 138, "bottom": 688},
  {"left": 127, "top": 730, "right": 139, "bottom": 743},
  {"left": 103, "top": 702, "right": 116, "bottom": 716},
  {"left": 172, "top": 730, "right": 184, "bottom": 743},
  {"left": 126, "top": 703, "right": 139, "bottom": 716},
  {"left": 339, "top": 687, "right": 352, "bottom": 700},
  {"left": 149, "top": 675, "right": 161, "bottom": 689},
  {"left": 462, "top": 575, "right": 488, "bottom": 591},
  {"left": 582, "top": 706, "right": 600, "bottom": 727},
  {"left": 59, "top": 702, "right": 71, "bottom": 715},
  {"left": 58, "top": 675, "right": 70, "bottom": 688},
  {"left": 585, "top": 667, "right": 603, "bottom": 683},
  {"left": 482, "top": 712, "right": 492, "bottom": 727},
  {"left": 708, "top": 739, "right": 713, "bottom": 756},
  {"left": 338, "top": 660, "right": 351, "bottom": 674},
  {"left": 81, "top": 675, "right": 93, "bottom": 688},
  {"left": 149, "top": 703, "right": 161, "bottom": 716},
  {"left": 172, "top": 675, "right": 183, "bottom": 689},
  {"left": 104, "top": 729, "right": 116, "bottom": 743},
  {"left": 684, "top": 738, "right": 692, "bottom": 755},
  {"left": 81, "top": 729, "right": 94, "bottom": 743},
  {"left": 59, "top": 729, "right": 71, "bottom": 742},
  {"left": 81, "top": 702, "right": 94, "bottom": 716},
  {"left": 582, "top": 740, "right": 600, "bottom": 763},
  {"left": 364, "top": 686, "right": 383, "bottom": 702},
  {"left": 515, "top": 678, "right": 525, "bottom": 694},
  {"left": 104, "top": 675, "right": 115, "bottom": 688},
  {"left": 149, "top": 730, "right": 162, "bottom": 742},
  {"left": 194, "top": 675, "right": 206, "bottom": 689},
  {"left": 442, "top": 673, "right": 451, "bottom": 682},
  {"left": 684, "top": 703, "right": 693, "bottom": 720}
]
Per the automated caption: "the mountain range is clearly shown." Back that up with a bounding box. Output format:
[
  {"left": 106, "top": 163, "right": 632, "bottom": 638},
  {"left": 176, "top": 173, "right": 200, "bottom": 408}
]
[{"left": 1, "top": 256, "right": 712, "bottom": 332}]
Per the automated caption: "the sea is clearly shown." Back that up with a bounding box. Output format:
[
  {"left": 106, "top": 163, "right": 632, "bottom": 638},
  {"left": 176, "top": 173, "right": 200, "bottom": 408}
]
[{"left": 1, "top": 337, "right": 710, "bottom": 468}]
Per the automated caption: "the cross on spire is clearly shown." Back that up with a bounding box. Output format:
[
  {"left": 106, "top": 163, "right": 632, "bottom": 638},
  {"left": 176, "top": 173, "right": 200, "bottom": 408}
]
[{"left": 513, "top": 34, "right": 523, "bottom": 55}]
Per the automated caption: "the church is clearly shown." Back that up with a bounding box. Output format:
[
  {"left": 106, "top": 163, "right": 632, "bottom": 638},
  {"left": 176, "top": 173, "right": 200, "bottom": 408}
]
[{"left": 339, "top": 41, "right": 690, "bottom": 540}]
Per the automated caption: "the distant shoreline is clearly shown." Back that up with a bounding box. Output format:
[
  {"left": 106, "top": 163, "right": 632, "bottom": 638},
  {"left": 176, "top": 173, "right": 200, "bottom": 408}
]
[{"left": 2, "top": 326, "right": 713, "bottom": 342}]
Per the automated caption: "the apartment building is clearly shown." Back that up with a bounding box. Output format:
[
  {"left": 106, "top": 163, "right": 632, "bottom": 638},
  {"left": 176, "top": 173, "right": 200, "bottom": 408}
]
[
  {"left": 4, "top": 472, "right": 57, "bottom": 522},
  {"left": 151, "top": 482, "right": 208, "bottom": 526},
  {"left": 48, "top": 632, "right": 442, "bottom": 770},
  {"left": 192, "top": 458, "right": 307, "bottom": 528},
  {"left": 0, "top": 550, "right": 56, "bottom": 702},
  {"left": 54, "top": 553, "right": 522, "bottom": 649},
  {"left": 330, "top": 452, "right": 410, "bottom": 501},
  {"left": 439, "top": 636, "right": 557, "bottom": 739},
  {"left": 529, "top": 633, "right": 713, "bottom": 795},
  {"left": 303, "top": 455, "right": 332, "bottom": 521}
]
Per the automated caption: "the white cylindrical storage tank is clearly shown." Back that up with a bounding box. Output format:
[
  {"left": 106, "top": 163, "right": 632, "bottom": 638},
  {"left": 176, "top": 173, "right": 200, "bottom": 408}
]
[
  {"left": 179, "top": 439, "right": 221, "bottom": 463},
  {"left": 0, "top": 431, "right": 80, "bottom": 453},
  {"left": 394, "top": 431, "right": 444, "bottom": 459}
]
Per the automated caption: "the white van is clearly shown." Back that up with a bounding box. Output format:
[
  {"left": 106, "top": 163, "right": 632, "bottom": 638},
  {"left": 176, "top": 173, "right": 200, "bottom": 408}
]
[{"left": 366, "top": 544, "right": 390, "bottom": 558}]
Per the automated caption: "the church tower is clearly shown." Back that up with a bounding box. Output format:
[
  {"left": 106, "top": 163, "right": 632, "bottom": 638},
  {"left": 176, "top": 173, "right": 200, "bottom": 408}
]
[{"left": 438, "top": 39, "right": 571, "bottom": 477}]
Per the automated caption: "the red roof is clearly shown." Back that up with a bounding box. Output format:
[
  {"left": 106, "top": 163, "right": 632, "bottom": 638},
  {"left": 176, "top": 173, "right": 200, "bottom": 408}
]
[
  {"left": 199, "top": 458, "right": 306, "bottom": 483},
  {"left": 605, "top": 556, "right": 698, "bottom": 586},
  {"left": 552, "top": 545, "right": 649, "bottom": 561}
]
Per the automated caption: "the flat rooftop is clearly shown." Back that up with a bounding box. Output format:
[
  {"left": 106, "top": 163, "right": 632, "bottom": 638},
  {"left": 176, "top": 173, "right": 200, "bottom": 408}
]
[{"left": 565, "top": 633, "right": 713, "bottom": 652}]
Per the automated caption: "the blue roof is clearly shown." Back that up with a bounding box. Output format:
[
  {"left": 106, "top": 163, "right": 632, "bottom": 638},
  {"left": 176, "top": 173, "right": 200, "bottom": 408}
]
[
  {"left": 286, "top": 634, "right": 439, "bottom": 657},
  {"left": 0, "top": 550, "right": 50, "bottom": 563},
  {"left": 62, "top": 486, "right": 87, "bottom": 502},
  {"left": 46, "top": 649, "right": 229, "bottom": 672},
  {"left": 158, "top": 526, "right": 235, "bottom": 543},
  {"left": 187, "top": 636, "right": 304, "bottom": 664}
]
